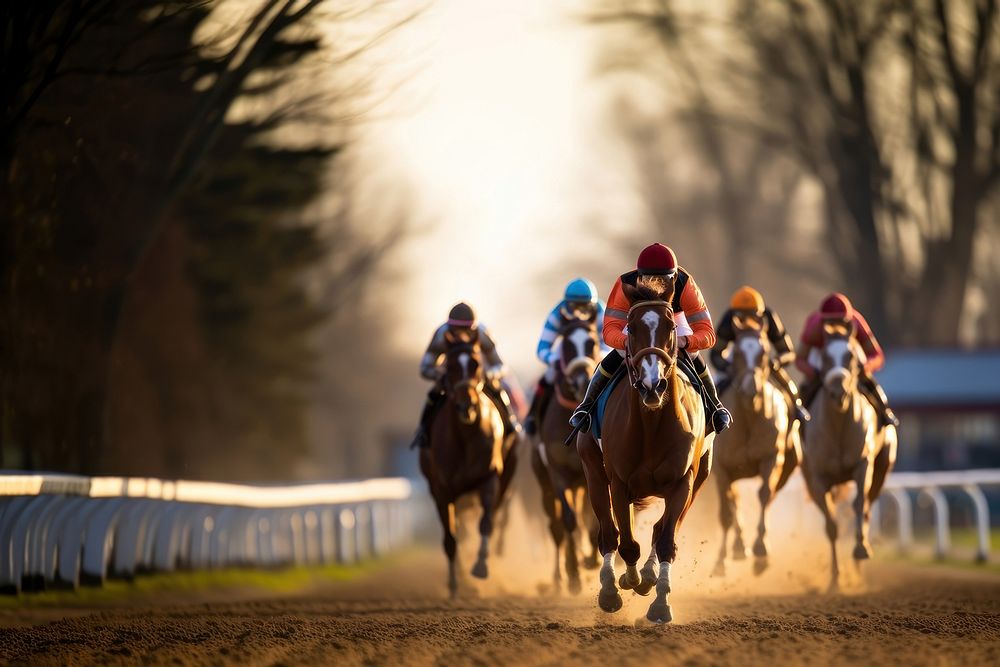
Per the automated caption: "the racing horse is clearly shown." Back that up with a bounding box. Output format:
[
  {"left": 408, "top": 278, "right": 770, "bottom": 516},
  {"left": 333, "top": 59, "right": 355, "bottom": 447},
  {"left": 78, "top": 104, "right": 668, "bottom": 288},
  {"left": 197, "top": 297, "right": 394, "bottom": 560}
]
[
  {"left": 419, "top": 327, "right": 516, "bottom": 597},
  {"left": 801, "top": 325, "right": 897, "bottom": 592},
  {"left": 712, "top": 318, "right": 800, "bottom": 577},
  {"left": 577, "top": 280, "right": 711, "bottom": 624},
  {"left": 531, "top": 315, "right": 602, "bottom": 595}
]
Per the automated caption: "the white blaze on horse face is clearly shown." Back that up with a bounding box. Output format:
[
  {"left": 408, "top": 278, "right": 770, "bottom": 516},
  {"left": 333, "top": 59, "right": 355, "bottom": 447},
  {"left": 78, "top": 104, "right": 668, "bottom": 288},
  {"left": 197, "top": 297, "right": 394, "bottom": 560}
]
[
  {"left": 639, "top": 311, "right": 664, "bottom": 389},
  {"left": 568, "top": 327, "right": 591, "bottom": 363},
  {"left": 458, "top": 352, "right": 471, "bottom": 379},
  {"left": 738, "top": 336, "right": 762, "bottom": 369},
  {"left": 823, "top": 339, "right": 851, "bottom": 389}
]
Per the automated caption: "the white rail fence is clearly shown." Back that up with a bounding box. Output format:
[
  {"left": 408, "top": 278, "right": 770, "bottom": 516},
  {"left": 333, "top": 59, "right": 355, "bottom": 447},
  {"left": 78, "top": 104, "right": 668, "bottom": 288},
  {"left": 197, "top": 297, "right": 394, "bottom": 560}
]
[
  {"left": 0, "top": 473, "right": 414, "bottom": 595},
  {"left": 873, "top": 469, "right": 1000, "bottom": 562}
]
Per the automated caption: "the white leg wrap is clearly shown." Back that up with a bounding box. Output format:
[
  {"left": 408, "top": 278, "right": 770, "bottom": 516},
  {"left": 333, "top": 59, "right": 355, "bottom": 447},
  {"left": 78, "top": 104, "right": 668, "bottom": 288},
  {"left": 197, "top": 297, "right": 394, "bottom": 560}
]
[{"left": 657, "top": 561, "right": 672, "bottom": 596}]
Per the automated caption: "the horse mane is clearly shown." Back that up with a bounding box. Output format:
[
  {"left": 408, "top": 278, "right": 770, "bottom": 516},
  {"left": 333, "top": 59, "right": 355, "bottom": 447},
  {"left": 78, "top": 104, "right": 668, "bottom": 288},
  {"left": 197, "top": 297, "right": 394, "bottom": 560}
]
[{"left": 623, "top": 278, "right": 675, "bottom": 306}]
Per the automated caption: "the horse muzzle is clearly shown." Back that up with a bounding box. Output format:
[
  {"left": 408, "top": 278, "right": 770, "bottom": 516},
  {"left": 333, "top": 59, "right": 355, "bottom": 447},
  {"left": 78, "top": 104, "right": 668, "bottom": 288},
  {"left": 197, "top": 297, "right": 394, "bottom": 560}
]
[
  {"left": 823, "top": 368, "right": 850, "bottom": 401},
  {"left": 635, "top": 378, "right": 668, "bottom": 408}
]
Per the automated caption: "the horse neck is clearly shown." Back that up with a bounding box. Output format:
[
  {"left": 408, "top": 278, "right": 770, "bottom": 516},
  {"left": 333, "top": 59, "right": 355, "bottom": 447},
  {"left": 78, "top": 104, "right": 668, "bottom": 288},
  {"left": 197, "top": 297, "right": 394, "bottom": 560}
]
[
  {"left": 814, "top": 381, "right": 869, "bottom": 439},
  {"left": 626, "top": 364, "right": 688, "bottom": 435}
]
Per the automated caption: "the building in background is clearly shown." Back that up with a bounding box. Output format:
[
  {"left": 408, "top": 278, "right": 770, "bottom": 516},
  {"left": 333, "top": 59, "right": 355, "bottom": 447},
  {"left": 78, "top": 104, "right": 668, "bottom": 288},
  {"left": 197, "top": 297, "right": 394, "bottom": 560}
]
[{"left": 880, "top": 349, "right": 1000, "bottom": 471}]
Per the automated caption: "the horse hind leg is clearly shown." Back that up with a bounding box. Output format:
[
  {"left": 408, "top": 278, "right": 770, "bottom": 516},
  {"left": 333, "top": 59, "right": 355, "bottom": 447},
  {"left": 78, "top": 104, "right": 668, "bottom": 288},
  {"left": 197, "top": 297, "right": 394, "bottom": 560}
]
[
  {"left": 471, "top": 476, "right": 499, "bottom": 580},
  {"left": 812, "top": 487, "right": 840, "bottom": 593},
  {"left": 532, "top": 449, "right": 564, "bottom": 593},
  {"left": 753, "top": 460, "right": 780, "bottom": 576},
  {"left": 558, "top": 487, "right": 584, "bottom": 595},
  {"left": 634, "top": 519, "right": 661, "bottom": 596}
]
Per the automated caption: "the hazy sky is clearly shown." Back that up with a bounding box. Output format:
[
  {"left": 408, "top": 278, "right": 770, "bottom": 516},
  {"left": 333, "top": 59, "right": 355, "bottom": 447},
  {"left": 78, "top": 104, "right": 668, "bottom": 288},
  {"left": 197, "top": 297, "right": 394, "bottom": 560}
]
[{"left": 359, "top": 0, "right": 637, "bottom": 378}]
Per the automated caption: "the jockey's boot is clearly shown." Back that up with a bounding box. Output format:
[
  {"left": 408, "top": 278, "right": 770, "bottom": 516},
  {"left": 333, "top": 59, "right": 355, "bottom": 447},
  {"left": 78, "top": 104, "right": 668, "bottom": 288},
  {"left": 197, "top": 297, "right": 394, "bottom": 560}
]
[
  {"left": 524, "top": 379, "right": 553, "bottom": 436},
  {"left": 569, "top": 352, "right": 622, "bottom": 433},
  {"left": 860, "top": 375, "right": 900, "bottom": 428},
  {"left": 698, "top": 366, "right": 732, "bottom": 433},
  {"left": 773, "top": 365, "right": 811, "bottom": 423},
  {"left": 410, "top": 388, "right": 446, "bottom": 449},
  {"left": 489, "top": 382, "right": 523, "bottom": 438}
]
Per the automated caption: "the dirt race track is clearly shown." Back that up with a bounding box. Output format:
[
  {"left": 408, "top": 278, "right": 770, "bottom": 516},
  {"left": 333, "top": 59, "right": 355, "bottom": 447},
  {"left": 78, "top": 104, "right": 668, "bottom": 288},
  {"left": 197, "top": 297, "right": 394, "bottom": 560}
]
[{"left": 2, "top": 551, "right": 999, "bottom": 667}]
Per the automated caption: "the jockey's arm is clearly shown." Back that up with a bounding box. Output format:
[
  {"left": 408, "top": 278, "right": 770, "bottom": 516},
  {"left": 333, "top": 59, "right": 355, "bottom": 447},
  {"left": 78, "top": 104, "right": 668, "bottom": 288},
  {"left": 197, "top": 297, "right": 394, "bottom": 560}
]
[
  {"left": 766, "top": 309, "right": 797, "bottom": 367},
  {"left": 853, "top": 312, "right": 885, "bottom": 373},
  {"left": 477, "top": 325, "right": 506, "bottom": 380},
  {"left": 710, "top": 309, "right": 735, "bottom": 371},
  {"left": 602, "top": 277, "right": 629, "bottom": 351},
  {"left": 595, "top": 300, "right": 611, "bottom": 353},
  {"left": 678, "top": 273, "right": 716, "bottom": 351},
  {"left": 419, "top": 325, "right": 447, "bottom": 381},
  {"left": 536, "top": 304, "right": 563, "bottom": 364}
]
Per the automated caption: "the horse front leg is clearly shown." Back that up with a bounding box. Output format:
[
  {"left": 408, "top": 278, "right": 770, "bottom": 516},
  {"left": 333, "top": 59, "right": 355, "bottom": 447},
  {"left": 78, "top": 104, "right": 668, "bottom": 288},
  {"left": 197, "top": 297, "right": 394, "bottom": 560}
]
[
  {"left": 532, "top": 448, "right": 564, "bottom": 593},
  {"left": 648, "top": 471, "right": 694, "bottom": 624},
  {"left": 806, "top": 478, "right": 840, "bottom": 593},
  {"left": 578, "top": 434, "right": 621, "bottom": 613},
  {"left": 713, "top": 471, "right": 735, "bottom": 578},
  {"left": 471, "top": 475, "right": 499, "bottom": 579},
  {"left": 852, "top": 457, "right": 874, "bottom": 562},
  {"left": 611, "top": 477, "right": 641, "bottom": 592},
  {"left": 434, "top": 497, "right": 459, "bottom": 597},
  {"left": 557, "top": 484, "right": 583, "bottom": 595},
  {"left": 753, "top": 456, "right": 780, "bottom": 575}
]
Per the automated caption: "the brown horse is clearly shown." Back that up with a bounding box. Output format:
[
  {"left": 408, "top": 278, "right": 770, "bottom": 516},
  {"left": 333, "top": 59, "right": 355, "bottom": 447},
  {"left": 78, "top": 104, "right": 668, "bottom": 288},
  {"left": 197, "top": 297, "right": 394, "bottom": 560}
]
[
  {"left": 419, "top": 327, "right": 515, "bottom": 596},
  {"left": 578, "top": 280, "right": 711, "bottom": 624},
  {"left": 712, "top": 321, "right": 800, "bottom": 577},
  {"left": 801, "top": 328, "right": 897, "bottom": 592},
  {"left": 531, "top": 316, "right": 602, "bottom": 594}
]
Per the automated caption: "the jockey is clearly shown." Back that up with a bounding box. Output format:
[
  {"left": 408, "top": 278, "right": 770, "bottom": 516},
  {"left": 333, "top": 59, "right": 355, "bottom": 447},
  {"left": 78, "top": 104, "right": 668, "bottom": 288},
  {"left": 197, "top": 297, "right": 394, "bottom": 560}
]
[
  {"left": 711, "top": 286, "right": 811, "bottom": 423},
  {"left": 796, "top": 293, "right": 899, "bottom": 428},
  {"left": 524, "top": 278, "right": 608, "bottom": 436},
  {"left": 411, "top": 302, "right": 521, "bottom": 449},
  {"left": 569, "top": 243, "right": 733, "bottom": 434}
]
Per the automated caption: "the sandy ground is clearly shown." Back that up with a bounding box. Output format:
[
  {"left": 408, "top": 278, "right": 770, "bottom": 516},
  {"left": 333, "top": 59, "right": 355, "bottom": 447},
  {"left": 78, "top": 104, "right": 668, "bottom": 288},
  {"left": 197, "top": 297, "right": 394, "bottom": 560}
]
[{"left": 3, "top": 469, "right": 999, "bottom": 666}]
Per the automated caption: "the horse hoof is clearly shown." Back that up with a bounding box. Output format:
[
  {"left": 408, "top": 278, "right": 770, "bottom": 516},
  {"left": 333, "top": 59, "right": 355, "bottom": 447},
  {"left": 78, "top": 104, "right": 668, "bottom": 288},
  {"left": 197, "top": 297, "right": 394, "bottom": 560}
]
[
  {"left": 753, "top": 556, "right": 769, "bottom": 577},
  {"left": 711, "top": 562, "right": 726, "bottom": 578},
  {"left": 752, "top": 539, "right": 768, "bottom": 558},
  {"left": 853, "top": 543, "right": 872, "bottom": 560},
  {"left": 568, "top": 576, "right": 582, "bottom": 596},
  {"left": 732, "top": 542, "right": 747, "bottom": 561},
  {"left": 827, "top": 580, "right": 840, "bottom": 595},
  {"left": 471, "top": 561, "right": 489, "bottom": 579},
  {"left": 646, "top": 602, "right": 673, "bottom": 624},
  {"left": 598, "top": 590, "right": 623, "bottom": 613},
  {"left": 619, "top": 571, "right": 640, "bottom": 590}
]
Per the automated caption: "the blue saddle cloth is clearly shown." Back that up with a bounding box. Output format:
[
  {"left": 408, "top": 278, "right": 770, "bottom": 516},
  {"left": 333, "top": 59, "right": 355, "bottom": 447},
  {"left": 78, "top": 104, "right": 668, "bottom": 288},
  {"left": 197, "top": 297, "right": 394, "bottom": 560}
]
[
  {"left": 592, "top": 355, "right": 706, "bottom": 440},
  {"left": 593, "top": 368, "right": 626, "bottom": 440}
]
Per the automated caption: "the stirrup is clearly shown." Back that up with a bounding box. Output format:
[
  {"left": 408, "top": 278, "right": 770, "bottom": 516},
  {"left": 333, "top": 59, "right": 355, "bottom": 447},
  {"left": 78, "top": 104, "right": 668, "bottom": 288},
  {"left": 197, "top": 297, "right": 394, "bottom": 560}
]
[
  {"left": 711, "top": 407, "right": 732, "bottom": 433},
  {"left": 569, "top": 409, "right": 593, "bottom": 433},
  {"left": 794, "top": 404, "right": 811, "bottom": 423},
  {"left": 524, "top": 414, "right": 538, "bottom": 436}
]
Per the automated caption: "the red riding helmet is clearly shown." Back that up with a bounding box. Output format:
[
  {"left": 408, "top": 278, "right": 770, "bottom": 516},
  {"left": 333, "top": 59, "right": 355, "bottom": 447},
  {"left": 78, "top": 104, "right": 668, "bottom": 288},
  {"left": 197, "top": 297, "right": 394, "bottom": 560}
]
[
  {"left": 820, "top": 293, "right": 854, "bottom": 321},
  {"left": 636, "top": 243, "right": 678, "bottom": 276}
]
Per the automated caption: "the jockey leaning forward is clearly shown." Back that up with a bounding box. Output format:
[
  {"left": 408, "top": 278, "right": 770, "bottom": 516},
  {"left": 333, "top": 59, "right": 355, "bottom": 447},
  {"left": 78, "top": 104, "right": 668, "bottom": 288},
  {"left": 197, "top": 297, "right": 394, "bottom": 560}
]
[
  {"left": 568, "top": 243, "right": 733, "bottom": 435},
  {"left": 710, "top": 285, "right": 811, "bottom": 424},
  {"left": 796, "top": 292, "right": 900, "bottom": 428},
  {"left": 410, "top": 302, "right": 522, "bottom": 449},
  {"left": 524, "top": 278, "right": 609, "bottom": 436}
]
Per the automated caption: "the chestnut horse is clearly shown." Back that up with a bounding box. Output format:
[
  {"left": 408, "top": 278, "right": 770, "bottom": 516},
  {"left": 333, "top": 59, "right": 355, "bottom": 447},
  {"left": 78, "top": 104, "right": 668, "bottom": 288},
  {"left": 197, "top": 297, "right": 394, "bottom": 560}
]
[
  {"left": 578, "top": 281, "right": 711, "bottom": 624},
  {"left": 531, "top": 316, "right": 601, "bottom": 595},
  {"left": 419, "top": 327, "right": 515, "bottom": 597},
  {"left": 712, "top": 321, "right": 800, "bottom": 577},
  {"left": 801, "top": 328, "right": 897, "bottom": 592}
]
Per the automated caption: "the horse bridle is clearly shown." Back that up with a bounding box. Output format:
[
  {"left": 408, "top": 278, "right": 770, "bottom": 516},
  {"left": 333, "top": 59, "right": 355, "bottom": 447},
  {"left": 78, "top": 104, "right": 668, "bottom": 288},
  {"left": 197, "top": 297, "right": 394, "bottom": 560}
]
[
  {"left": 625, "top": 300, "right": 677, "bottom": 390},
  {"left": 557, "top": 321, "right": 599, "bottom": 402},
  {"left": 445, "top": 342, "right": 485, "bottom": 395}
]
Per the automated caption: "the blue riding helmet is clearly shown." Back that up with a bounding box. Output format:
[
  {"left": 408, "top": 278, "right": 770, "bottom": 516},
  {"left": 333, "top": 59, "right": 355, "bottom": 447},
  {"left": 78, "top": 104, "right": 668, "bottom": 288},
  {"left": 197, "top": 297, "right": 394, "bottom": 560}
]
[{"left": 564, "top": 277, "right": 598, "bottom": 303}]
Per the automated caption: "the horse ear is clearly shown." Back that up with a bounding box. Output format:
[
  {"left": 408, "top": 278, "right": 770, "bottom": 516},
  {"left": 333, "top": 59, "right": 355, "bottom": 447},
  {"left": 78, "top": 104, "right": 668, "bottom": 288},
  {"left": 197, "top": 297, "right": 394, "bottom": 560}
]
[
  {"left": 443, "top": 329, "right": 456, "bottom": 345},
  {"left": 664, "top": 274, "right": 677, "bottom": 302},
  {"left": 622, "top": 283, "right": 639, "bottom": 303}
]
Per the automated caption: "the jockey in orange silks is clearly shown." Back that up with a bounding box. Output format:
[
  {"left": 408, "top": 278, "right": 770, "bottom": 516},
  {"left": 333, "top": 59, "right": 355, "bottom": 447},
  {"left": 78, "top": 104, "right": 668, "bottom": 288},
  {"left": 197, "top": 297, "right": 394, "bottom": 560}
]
[
  {"left": 410, "top": 302, "right": 521, "bottom": 449},
  {"left": 796, "top": 293, "right": 899, "bottom": 428},
  {"left": 568, "top": 243, "right": 733, "bottom": 434}
]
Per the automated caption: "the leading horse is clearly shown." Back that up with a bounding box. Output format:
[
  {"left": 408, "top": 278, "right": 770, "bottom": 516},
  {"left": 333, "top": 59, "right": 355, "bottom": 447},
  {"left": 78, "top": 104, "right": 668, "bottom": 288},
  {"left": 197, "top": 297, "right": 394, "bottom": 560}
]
[
  {"left": 712, "top": 320, "right": 800, "bottom": 577},
  {"left": 531, "top": 315, "right": 602, "bottom": 595},
  {"left": 801, "top": 327, "right": 897, "bottom": 592},
  {"left": 419, "top": 327, "right": 517, "bottom": 597},
  {"left": 577, "top": 280, "right": 711, "bottom": 624}
]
